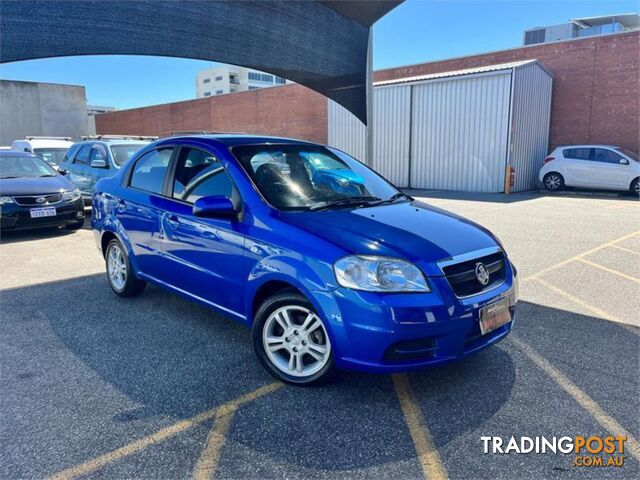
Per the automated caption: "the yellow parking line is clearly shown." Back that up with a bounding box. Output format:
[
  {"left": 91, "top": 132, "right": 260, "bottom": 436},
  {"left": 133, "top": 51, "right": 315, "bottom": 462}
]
[
  {"left": 525, "top": 230, "right": 640, "bottom": 280},
  {"left": 393, "top": 374, "right": 447, "bottom": 480},
  {"left": 531, "top": 277, "right": 638, "bottom": 334},
  {"left": 608, "top": 244, "right": 640, "bottom": 256},
  {"left": 577, "top": 258, "right": 640, "bottom": 284},
  {"left": 510, "top": 337, "right": 640, "bottom": 461},
  {"left": 192, "top": 404, "right": 238, "bottom": 480},
  {"left": 49, "top": 383, "right": 282, "bottom": 480}
]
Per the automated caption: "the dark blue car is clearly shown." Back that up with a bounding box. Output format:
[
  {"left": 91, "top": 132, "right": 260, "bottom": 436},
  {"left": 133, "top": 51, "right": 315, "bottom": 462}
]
[{"left": 92, "top": 135, "right": 518, "bottom": 384}]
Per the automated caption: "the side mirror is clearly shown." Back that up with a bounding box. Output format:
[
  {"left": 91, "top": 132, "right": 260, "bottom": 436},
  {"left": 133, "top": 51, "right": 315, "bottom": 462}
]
[
  {"left": 619, "top": 158, "right": 629, "bottom": 165},
  {"left": 58, "top": 168, "right": 68, "bottom": 176},
  {"left": 193, "top": 195, "right": 240, "bottom": 219},
  {"left": 90, "top": 159, "right": 108, "bottom": 169}
]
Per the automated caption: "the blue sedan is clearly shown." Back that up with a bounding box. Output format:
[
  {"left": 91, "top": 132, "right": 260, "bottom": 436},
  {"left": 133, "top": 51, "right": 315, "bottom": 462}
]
[{"left": 92, "top": 135, "right": 517, "bottom": 384}]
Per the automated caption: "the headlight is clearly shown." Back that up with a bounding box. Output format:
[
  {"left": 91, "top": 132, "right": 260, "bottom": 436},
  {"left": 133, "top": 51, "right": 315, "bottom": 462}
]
[
  {"left": 334, "top": 255, "right": 430, "bottom": 292},
  {"left": 61, "top": 189, "right": 81, "bottom": 202},
  {"left": 0, "top": 196, "right": 14, "bottom": 205}
]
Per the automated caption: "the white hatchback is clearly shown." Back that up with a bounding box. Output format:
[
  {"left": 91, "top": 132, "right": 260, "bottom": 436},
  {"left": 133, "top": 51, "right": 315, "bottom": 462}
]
[{"left": 539, "top": 145, "right": 640, "bottom": 195}]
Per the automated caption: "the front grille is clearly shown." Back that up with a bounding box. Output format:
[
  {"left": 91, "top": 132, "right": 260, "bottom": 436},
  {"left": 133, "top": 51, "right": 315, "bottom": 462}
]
[
  {"left": 13, "top": 194, "right": 62, "bottom": 206},
  {"left": 442, "top": 251, "right": 506, "bottom": 298},
  {"left": 383, "top": 337, "right": 439, "bottom": 362}
]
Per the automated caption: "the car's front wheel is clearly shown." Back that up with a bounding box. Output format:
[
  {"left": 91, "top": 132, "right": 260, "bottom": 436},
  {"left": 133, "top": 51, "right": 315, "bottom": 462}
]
[
  {"left": 543, "top": 172, "right": 564, "bottom": 191},
  {"left": 105, "top": 238, "right": 146, "bottom": 297},
  {"left": 253, "top": 291, "right": 334, "bottom": 385},
  {"left": 630, "top": 178, "right": 639, "bottom": 197}
]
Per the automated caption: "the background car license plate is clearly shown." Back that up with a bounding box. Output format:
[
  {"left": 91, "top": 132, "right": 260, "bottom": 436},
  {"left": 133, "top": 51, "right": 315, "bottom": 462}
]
[
  {"left": 479, "top": 298, "right": 511, "bottom": 335},
  {"left": 30, "top": 207, "right": 56, "bottom": 218}
]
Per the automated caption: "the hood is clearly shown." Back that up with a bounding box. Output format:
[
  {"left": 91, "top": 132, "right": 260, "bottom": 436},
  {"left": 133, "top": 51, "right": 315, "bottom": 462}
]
[
  {"left": 0, "top": 175, "right": 75, "bottom": 196},
  {"left": 279, "top": 200, "right": 500, "bottom": 276}
]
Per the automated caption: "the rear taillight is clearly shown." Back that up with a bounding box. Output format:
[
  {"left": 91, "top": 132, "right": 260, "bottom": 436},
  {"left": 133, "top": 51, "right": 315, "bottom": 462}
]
[{"left": 543, "top": 156, "right": 555, "bottom": 164}]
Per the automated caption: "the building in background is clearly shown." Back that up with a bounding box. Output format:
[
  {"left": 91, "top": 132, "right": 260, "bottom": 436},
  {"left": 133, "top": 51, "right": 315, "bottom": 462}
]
[
  {"left": 87, "top": 105, "right": 116, "bottom": 134},
  {"left": 195, "top": 65, "right": 292, "bottom": 98},
  {"left": 523, "top": 13, "right": 639, "bottom": 45},
  {"left": 0, "top": 79, "right": 88, "bottom": 146}
]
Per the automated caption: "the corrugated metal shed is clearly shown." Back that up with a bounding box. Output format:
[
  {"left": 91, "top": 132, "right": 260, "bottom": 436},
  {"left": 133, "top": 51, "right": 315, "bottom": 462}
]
[{"left": 328, "top": 60, "right": 553, "bottom": 193}]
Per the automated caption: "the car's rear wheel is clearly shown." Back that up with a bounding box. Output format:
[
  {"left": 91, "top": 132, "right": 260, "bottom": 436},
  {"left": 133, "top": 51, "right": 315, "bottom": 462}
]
[
  {"left": 253, "top": 291, "right": 334, "bottom": 385},
  {"left": 630, "top": 178, "right": 640, "bottom": 197},
  {"left": 543, "top": 172, "right": 564, "bottom": 191},
  {"left": 105, "top": 238, "right": 146, "bottom": 297}
]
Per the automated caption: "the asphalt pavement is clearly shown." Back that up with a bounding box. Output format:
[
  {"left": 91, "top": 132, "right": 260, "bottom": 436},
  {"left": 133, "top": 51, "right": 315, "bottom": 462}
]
[{"left": 1, "top": 190, "right": 638, "bottom": 479}]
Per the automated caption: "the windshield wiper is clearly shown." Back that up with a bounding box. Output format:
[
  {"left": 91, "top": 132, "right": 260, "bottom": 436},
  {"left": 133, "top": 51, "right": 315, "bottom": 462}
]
[
  {"left": 0, "top": 175, "right": 21, "bottom": 179},
  {"left": 369, "top": 192, "right": 412, "bottom": 207},
  {"left": 309, "top": 196, "right": 382, "bottom": 211}
]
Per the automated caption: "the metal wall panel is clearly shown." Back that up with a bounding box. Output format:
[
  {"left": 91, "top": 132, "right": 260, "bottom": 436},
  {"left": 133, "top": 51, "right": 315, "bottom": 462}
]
[
  {"left": 410, "top": 72, "right": 511, "bottom": 192},
  {"left": 509, "top": 63, "right": 553, "bottom": 192},
  {"left": 328, "top": 86, "right": 411, "bottom": 187}
]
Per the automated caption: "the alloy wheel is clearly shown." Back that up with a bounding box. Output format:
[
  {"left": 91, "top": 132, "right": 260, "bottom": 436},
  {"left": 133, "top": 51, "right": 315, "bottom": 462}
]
[
  {"left": 545, "top": 174, "right": 561, "bottom": 190},
  {"left": 262, "top": 305, "right": 331, "bottom": 378},
  {"left": 107, "top": 243, "right": 127, "bottom": 291}
]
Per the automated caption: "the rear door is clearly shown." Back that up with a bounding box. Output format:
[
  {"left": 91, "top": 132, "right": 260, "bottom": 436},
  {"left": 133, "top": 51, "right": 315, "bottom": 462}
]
[
  {"left": 560, "top": 148, "right": 592, "bottom": 187},
  {"left": 158, "top": 145, "right": 246, "bottom": 316},
  {"left": 590, "top": 148, "right": 631, "bottom": 189},
  {"left": 118, "top": 146, "right": 175, "bottom": 278},
  {"left": 67, "top": 143, "right": 93, "bottom": 197}
]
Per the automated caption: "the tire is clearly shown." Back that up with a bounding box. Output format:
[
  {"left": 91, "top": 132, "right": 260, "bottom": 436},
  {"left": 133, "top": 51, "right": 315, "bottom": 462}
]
[
  {"left": 630, "top": 178, "right": 640, "bottom": 197},
  {"left": 543, "top": 172, "right": 564, "bottom": 192},
  {"left": 65, "top": 218, "right": 85, "bottom": 230},
  {"left": 105, "top": 238, "right": 146, "bottom": 297},
  {"left": 253, "top": 291, "right": 334, "bottom": 385}
]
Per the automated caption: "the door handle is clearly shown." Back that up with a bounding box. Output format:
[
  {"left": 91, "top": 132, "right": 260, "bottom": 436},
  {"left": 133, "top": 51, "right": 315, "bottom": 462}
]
[{"left": 166, "top": 215, "right": 180, "bottom": 229}]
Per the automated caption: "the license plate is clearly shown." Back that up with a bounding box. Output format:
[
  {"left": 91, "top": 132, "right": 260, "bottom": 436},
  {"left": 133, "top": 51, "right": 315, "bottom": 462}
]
[
  {"left": 29, "top": 207, "right": 56, "bottom": 218},
  {"left": 479, "top": 298, "right": 511, "bottom": 335}
]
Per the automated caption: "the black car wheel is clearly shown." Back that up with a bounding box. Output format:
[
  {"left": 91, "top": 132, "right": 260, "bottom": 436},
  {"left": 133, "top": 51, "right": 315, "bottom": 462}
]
[
  {"left": 543, "top": 172, "right": 564, "bottom": 191},
  {"left": 105, "top": 238, "right": 146, "bottom": 297},
  {"left": 631, "top": 178, "right": 640, "bottom": 197},
  {"left": 253, "top": 291, "right": 334, "bottom": 385}
]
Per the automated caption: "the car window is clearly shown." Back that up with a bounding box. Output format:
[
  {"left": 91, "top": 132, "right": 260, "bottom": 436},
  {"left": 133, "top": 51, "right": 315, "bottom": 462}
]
[
  {"left": 90, "top": 145, "right": 108, "bottom": 166},
  {"left": 129, "top": 148, "right": 173, "bottom": 195},
  {"left": 563, "top": 148, "right": 592, "bottom": 160},
  {"left": 593, "top": 148, "right": 625, "bottom": 164},
  {"left": 172, "top": 147, "right": 233, "bottom": 203},
  {"left": 233, "top": 144, "right": 398, "bottom": 211},
  {"left": 110, "top": 144, "right": 146, "bottom": 166},
  {"left": 33, "top": 148, "right": 68, "bottom": 167},
  {"left": 73, "top": 144, "right": 91, "bottom": 164},
  {"left": 63, "top": 144, "right": 81, "bottom": 163}
]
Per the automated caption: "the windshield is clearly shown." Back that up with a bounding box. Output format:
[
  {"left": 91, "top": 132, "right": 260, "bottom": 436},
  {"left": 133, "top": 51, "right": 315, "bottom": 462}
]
[
  {"left": 34, "top": 148, "right": 68, "bottom": 167},
  {"left": 233, "top": 144, "right": 400, "bottom": 211},
  {"left": 616, "top": 148, "right": 639, "bottom": 161},
  {"left": 0, "top": 155, "right": 57, "bottom": 178},
  {"left": 110, "top": 144, "right": 146, "bottom": 166}
]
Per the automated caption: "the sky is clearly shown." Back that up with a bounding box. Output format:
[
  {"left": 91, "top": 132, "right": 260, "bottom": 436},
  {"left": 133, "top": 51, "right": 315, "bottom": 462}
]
[{"left": 1, "top": 0, "right": 637, "bottom": 109}]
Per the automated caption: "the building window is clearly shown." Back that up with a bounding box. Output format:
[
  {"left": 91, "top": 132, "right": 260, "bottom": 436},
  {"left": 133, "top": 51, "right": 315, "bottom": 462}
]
[
  {"left": 204, "top": 92, "right": 211, "bottom": 97},
  {"left": 215, "top": 90, "right": 223, "bottom": 95},
  {"left": 275, "top": 76, "right": 286, "bottom": 84},
  {"left": 248, "top": 86, "right": 260, "bottom": 90},
  {"left": 215, "top": 76, "right": 223, "bottom": 81},
  {"left": 248, "top": 72, "right": 274, "bottom": 83},
  {"left": 203, "top": 78, "right": 210, "bottom": 83}
]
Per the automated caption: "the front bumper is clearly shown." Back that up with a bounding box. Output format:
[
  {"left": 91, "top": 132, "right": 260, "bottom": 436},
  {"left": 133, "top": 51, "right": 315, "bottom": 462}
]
[
  {"left": 0, "top": 198, "right": 85, "bottom": 231},
  {"left": 313, "top": 270, "right": 517, "bottom": 373}
]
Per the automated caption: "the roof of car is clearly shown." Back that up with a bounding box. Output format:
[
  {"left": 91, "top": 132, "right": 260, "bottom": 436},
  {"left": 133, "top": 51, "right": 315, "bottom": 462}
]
[
  {"left": 0, "top": 150, "right": 38, "bottom": 158},
  {"left": 75, "top": 139, "right": 151, "bottom": 146},
  {"left": 556, "top": 144, "right": 622, "bottom": 149},
  {"left": 158, "top": 134, "right": 318, "bottom": 148}
]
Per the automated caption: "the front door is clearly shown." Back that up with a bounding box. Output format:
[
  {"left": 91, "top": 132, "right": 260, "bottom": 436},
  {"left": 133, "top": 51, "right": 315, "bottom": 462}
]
[
  {"left": 590, "top": 148, "right": 631, "bottom": 189},
  {"left": 68, "top": 143, "right": 93, "bottom": 197},
  {"left": 159, "top": 146, "right": 246, "bottom": 317}
]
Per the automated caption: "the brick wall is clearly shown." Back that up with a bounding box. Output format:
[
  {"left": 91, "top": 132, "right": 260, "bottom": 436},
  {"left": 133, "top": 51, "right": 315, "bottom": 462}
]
[
  {"left": 97, "top": 31, "right": 639, "bottom": 152},
  {"left": 96, "top": 84, "right": 329, "bottom": 143}
]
